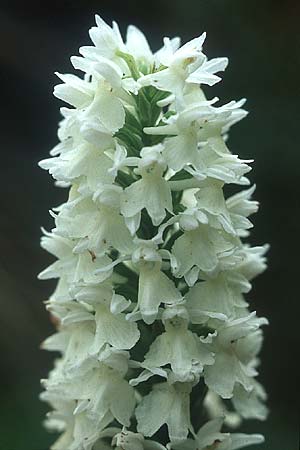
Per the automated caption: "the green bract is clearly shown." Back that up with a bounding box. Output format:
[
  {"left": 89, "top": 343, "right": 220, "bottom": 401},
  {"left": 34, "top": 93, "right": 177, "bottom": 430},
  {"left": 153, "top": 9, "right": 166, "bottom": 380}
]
[{"left": 39, "top": 14, "right": 268, "bottom": 450}]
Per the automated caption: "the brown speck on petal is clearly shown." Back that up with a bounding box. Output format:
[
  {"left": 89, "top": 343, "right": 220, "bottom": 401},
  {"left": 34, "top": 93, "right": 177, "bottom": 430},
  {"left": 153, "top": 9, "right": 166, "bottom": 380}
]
[{"left": 88, "top": 250, "right": 96, "bottom": 262}]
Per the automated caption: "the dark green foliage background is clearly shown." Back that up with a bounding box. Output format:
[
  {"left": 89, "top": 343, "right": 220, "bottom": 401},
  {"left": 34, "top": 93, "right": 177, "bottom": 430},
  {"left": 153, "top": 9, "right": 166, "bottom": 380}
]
[{"left": 0, "top": 0, "right": 298, "bottom": 449}]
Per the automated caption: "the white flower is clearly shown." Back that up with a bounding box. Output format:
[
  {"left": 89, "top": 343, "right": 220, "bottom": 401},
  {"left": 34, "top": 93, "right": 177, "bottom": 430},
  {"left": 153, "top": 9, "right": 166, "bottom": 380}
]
[
  {"left": 203, "top": 390, "right": 242, "bottom": 429},
  {"left": 204, "top": 314, "right": 268, "bottom": 398},
  {"left": 39, "top": 16, "right": 268, "bottom": 450},
  {"left": 112, "top": 429, "right": 167, "bottom": 450},
  {"left": 171, "top": 221, "right": 234, "bottom": 283},
  {"left": 75, "top": 285, "right": 140, "bottom": 352},
  {"left": 139, "top": 34, "right": 206, "bottom": 95},
  {"left": 41, "top": 394, "right": 76, "bottom": 450},
  {"left": 128, "top": 241, "right": 182, "bottom": 324},
  {"left": 42, "top": 321, "right": 95, "bottom": 372},
  {"left": 38, "top": 232, "right": 113, "bottom": 285},
  {"left": 53, "top": 189, "right": 134, "bottom": 255},
  {"left": 85, "top": 15, "right": 126, "bottom": 64},
  {"left": 154, "top": 36, "right": 181, "bottom": 68},
  {"left": 169, "top": 417, "right": 264, "bottom": 450},
  {"left": 39, "top": 141, "right": 114, "bottom": 190},
  {"left": 144, "top": 102, "right": 248, "bottom": 174},
  {"left": 126, "top": 25, "right": 154, "bottom": 69},
  {"left": 54, "top": 72, "right": 95, "bottom": 108},
  {"left": 185, "top": 274, "right": 242, "bottom": 324},
  {"left": 140, "top": 34, "right": 228, "bottom": 101},
  {"left": 226, "top": 185, "right": 258, "bottom": 237},
  {"left": 187, "top": 137, "right": 252, "bottom": 186},
  {"left": 71, "top": 54, "right": 123, "bottom": 87},
  {"left": 235, "top": 244, "right": 269, "bottom": 281},
  {"left": 79, "top": 80, "right": 125, "bottom": 145},
  {"left": 219, "top": 434, "right": 264, "bottom": 450},
  {"left": 232, "top": 380, "right": 268, "bottom": 421},
  {"left": 121, "top": 144, "right": 173, "bottom": 226},
  {"left": 136, "top": 382, "right": 193, "bottom": 443},
  {"left": 139, "top": 317, "right": 214, "bottom": 382},
  {"left": 45, "top": 355, "right": 135, "bottom": 429},
  {"left": 186, "top": 56, "right": 228, "bottom": 85}
]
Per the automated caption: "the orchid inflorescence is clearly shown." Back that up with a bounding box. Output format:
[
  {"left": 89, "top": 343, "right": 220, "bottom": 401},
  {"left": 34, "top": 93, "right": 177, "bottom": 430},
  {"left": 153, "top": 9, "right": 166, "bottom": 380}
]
[{"left": 39, "top": 15, "right": 269, "bottom": 450}]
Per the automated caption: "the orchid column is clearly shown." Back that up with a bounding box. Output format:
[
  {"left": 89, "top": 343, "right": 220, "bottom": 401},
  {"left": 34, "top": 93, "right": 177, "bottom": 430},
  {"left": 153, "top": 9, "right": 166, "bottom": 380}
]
[{"left": 39, "top": 15, "right": 268, "bottom": 450}]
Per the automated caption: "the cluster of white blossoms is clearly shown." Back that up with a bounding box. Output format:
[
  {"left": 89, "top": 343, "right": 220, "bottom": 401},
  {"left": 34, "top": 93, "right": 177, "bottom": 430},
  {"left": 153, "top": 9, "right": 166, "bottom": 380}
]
[{"left": 39, "top": 15, "right": 269, "bottom": 450}]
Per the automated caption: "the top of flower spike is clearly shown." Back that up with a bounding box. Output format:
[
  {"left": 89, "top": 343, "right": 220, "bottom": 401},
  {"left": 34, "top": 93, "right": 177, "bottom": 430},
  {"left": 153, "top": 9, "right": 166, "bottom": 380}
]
[{"left": 64, "top": 15, "right": 228, "bottom": 96}]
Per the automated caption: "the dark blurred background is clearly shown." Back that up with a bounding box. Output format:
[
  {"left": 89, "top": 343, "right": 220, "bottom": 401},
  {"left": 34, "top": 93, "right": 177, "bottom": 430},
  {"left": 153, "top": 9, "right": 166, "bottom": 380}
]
[{"left": 0, "top": 1, "right": 299, "bottom": 449}]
